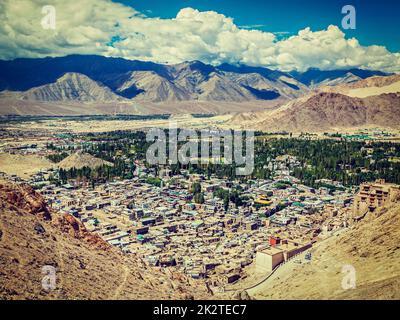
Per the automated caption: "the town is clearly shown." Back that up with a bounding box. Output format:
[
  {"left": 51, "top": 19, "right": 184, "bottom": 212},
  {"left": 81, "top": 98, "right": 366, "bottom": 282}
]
[{"left": 2, "top": 123, "right": 399, "bottom": 294}]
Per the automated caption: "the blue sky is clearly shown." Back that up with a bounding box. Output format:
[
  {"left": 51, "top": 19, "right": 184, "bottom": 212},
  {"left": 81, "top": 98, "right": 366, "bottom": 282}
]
[
  {"left": 1, "top": 0, "right": 399, "bottom": 72},
  {"left": 116, "top": 0, "right": 400, "bottom": 52}
]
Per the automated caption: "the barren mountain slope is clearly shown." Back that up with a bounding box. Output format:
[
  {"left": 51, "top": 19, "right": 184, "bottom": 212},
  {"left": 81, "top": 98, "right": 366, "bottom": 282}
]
[
  {"left": 117, "top": 71, "right": 191, "bottom": 102},
  {"left": 0, "top": 57, "right": 310, "bottom": 104},
  {"left": 364, "top": 93, "right": 400, "bottom": 127},
  {"left": 0, "top": 182, "right": 208, "bottom": 300},
  {"left": 230, "top": 91, "right": 400, "bottom": 132},
  {"left": 228, "top": 74, "right": 400, "bottom": 132},
  {"left": 197, "top": 73, "right": 256, "bottom": 101},
  {"left": 223, "top": 73, "right": 308, "bottom": 99},
  {"left": 320, "top": 74, "right": 400, "bottom": 98},
  {"left": 269, "top": 92, "right": 400, "bottom": 131},
  {"left": 22, "top": 73, "right": 123, "bottom": 102},
  {"left": 318, "top": 72, "right": 362, "bottom": 87},
  {"left": 250, "top": 201, "right": 400, "bottom": 300},
  {"left": 259, "top": 92, "right": 368, "bottom": 131}
]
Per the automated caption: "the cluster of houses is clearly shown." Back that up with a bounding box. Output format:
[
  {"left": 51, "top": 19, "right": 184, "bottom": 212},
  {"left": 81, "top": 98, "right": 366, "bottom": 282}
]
[
  {"left": 0, "top": 128, "right": 366, "bottom": 290},
  {"left": 26, "top": 155, "right": 356, "bottom": 289}
]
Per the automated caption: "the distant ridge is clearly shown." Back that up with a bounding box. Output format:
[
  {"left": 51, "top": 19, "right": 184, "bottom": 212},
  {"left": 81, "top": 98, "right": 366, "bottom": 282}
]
[
  {"left": 0, "top": 55, "right": 386, "bottom": 104},
  {"left": 289, "top": 68, "right": 389, "bottom": 87}
]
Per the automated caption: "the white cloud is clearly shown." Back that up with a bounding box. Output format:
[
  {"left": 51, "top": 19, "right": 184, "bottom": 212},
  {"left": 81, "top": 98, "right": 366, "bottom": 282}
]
[{"left": 0, "top": 0, "right": 399, "bottom": 73}]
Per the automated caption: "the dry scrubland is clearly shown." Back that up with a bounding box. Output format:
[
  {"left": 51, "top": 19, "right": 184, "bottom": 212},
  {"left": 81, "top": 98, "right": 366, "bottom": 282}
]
[
  {"left": 0, "top": 153, "right": 54, "bottom": 178},
  {"left": 0, "top": 99, "right": 282, "bottom": 116},
  {"left": 0, "top": 152, "right": 113, "bottom": 179},
  {"left": 1, "top": 114, "right": 238, "bottom": 134}
]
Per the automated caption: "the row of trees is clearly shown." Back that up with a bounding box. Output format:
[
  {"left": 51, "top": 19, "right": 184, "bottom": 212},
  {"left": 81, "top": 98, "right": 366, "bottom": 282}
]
[
  {"left": 58, "top": 159, "right": 136, "bottom": 186},
  {"left": 48, "top": 131, "right": 400, "bottom": 189}
]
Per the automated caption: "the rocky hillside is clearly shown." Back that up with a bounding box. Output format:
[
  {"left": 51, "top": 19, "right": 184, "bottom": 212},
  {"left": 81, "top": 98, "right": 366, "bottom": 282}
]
[
  {"left": 13, "top": 66, "right": 306, "bottom": 103},
  {"left": 260, "top": 92, "right": 368, "bottom": 131},
  {"left": 116, "top": 71, "right": 191, "bottom": 102},
  {"left": 250, "top": 200, "right": 400, "bottom": 299},
  {"left": 0, "top": 182, "right": 208, "bottom": 299}
]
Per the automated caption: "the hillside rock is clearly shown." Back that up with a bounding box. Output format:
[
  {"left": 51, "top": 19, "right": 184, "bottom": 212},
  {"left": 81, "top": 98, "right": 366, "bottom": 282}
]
[{"left": 118, "top": 71, "right": 191, "bottom": 101}]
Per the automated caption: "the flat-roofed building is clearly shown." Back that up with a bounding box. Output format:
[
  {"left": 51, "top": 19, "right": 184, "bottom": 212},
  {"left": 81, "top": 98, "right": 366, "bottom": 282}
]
[
  {"left": 353, "top": 179, "right": 400, "bottom": 218},
  {"left": 255, "top": 240, "right": 312, "bottom": 273},
  {"left": 255, "top": 246, "right": 284, "bottom": 273}
]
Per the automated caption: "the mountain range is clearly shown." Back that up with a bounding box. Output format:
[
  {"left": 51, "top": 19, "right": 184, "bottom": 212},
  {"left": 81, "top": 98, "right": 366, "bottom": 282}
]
[
  {"left": 0, "top": 55, "right": 399, "bottom": 131},
  {"left": 0, "top": 55, "right": 387, "bottom": 104}
]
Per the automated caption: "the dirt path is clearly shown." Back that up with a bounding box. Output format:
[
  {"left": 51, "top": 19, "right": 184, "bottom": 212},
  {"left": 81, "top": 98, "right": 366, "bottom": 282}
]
[
  {"left": 110, "top": 262, "right": 130, "bottom": 300},
  {"left": 54, "top": 236, "right": 66, "bottom": 298}
]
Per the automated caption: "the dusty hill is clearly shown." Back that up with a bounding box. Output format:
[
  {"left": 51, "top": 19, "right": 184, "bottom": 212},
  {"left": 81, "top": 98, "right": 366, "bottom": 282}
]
[
  {"left": 228, "top": 74, "right": 400, "bottom": 132},
  {"left": 262, "top": 92, "right": 400, "bottom": 131},
  {"left": 0, "top": 182, "right": 208, "bottom": 300},
  {"left": 249, "top": 201, "right": 400, "bottom": 300},
  {"left": 230, "top": 91, "right": 400, "bottom": 132},
  {"left": 261, "top": 92, "right": 368, "bottom": 131},
  {"left": 321, "top": 74, "right": 400, "bottom": 98},
  {"left": 58, "top": 152, "right": 113, "bottom": 170}
]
